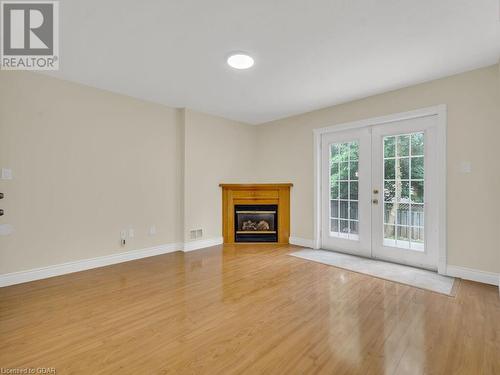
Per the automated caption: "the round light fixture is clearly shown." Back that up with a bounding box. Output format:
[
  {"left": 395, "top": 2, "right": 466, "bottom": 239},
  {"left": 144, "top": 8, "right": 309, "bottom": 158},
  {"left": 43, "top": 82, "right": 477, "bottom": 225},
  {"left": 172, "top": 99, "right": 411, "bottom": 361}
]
[{"left": 227, "top": 53, "right": 254, "bottom": 70}]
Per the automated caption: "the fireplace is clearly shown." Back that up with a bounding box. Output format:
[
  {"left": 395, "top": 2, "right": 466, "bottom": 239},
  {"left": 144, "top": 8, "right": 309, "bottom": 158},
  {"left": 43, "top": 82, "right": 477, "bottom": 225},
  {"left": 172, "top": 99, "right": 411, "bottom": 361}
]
[
  {"left": 234, "top": 204, "right": 278, "bottom": 242},
  {"left": 220, "top": 183, "right": 292, "bottom": 244}
]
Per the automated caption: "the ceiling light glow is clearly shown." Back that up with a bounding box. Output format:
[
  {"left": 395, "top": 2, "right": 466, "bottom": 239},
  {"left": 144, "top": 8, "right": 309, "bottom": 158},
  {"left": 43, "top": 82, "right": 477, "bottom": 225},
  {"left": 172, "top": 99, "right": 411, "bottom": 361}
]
[{"left": 227, "top": 53, "right": 254, "bottom": 70}]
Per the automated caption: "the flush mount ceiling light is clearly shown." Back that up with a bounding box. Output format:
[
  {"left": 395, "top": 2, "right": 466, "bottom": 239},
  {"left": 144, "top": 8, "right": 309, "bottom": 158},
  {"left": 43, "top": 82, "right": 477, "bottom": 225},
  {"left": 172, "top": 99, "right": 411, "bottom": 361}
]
[{"left": 227, "top": 53, "right": 254, "bottom": 70}]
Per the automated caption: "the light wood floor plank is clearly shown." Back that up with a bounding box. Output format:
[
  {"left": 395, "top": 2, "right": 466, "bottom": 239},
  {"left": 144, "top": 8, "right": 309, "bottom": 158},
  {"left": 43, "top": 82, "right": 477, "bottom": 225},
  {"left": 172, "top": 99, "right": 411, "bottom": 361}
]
[{"left": 1, "top": 244, "right": 499, "bottom": 374}]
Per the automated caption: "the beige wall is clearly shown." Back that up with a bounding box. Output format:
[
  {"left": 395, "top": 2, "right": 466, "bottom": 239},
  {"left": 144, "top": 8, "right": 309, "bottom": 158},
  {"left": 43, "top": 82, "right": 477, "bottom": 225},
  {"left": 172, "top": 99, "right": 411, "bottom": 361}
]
[
  {"left": 183, "top": 109, "right": 257, "bottom": 242},
  {"left": 256, "top": 64, "right": 500, "bottom": 273},
  {"left": 0, "top": 72, "right": 185, "bottom": 274},
  {"left": 0, "top": 73, "right": 258, "bottom": 274},
  {"left": 1, "top": 64, "right": 499, "bottom": 276}
]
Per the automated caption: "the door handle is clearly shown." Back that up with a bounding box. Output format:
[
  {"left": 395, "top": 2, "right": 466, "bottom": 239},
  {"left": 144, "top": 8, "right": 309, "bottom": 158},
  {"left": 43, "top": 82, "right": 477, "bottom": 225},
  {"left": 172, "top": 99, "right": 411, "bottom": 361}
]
[
  {"left": 373, "top": 189, "right": 379, "bottom": 194},
  {"left": 372, "top": 199, "right": 379, "bottom": 205}
]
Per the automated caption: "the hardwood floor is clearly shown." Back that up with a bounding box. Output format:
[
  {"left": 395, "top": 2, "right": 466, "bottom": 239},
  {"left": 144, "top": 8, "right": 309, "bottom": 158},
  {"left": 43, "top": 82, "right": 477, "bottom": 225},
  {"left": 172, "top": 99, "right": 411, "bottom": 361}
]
[{"left": 1, "top": 244, "right": 499, "bottom": 374}]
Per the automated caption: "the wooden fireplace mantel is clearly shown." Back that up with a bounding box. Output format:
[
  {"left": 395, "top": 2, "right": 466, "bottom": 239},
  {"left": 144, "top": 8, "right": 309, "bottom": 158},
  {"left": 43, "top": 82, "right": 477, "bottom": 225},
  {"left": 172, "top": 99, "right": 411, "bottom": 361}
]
[{"left": 219, "top": 183, "right": 293, "bottom": 244}]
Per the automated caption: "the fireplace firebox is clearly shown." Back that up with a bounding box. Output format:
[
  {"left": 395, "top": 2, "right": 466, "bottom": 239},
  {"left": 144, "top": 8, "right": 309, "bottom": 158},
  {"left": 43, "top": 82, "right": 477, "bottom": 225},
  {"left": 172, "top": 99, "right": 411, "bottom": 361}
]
[{"left": 234, "top": 204, "right": 278, "bottom": 242}]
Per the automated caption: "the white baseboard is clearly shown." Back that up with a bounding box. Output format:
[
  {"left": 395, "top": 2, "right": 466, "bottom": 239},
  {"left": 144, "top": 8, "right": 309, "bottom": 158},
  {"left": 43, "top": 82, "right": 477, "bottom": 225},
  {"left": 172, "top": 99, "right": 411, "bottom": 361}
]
[
  {"left": 183, "top": 237, "right": 223, "bottom": 252},
  {"left": 289, "top": 237, "right": 315, "bottom": 248},
  {"left": 446, "top": 265, "right": 499, "bottom": 286},
  {"left": 4, "top": 240, "right": 497, "bottom": 292},
  {"left": 0, "top": 238, "right": 223, "bottom": 288}
]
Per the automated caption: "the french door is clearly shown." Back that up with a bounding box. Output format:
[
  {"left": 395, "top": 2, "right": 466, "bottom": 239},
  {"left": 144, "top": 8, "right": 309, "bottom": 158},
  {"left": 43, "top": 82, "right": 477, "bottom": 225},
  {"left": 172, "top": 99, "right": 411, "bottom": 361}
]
[{"left": 321, "top": 115, "right": 441, "bottom": 270}]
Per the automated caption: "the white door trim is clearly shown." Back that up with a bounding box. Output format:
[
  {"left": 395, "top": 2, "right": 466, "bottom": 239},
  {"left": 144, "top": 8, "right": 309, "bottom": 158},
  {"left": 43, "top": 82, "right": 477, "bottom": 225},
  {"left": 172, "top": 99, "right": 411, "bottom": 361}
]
[{"left": 313, "top": 105, "right": 447, "bottom": 274}]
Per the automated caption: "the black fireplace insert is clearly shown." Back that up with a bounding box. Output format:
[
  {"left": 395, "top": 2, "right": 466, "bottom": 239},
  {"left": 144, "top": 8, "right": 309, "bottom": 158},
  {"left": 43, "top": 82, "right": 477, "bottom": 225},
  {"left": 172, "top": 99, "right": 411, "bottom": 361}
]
[{"left": 234, "top": 204, "right": 278, "bottom": 242}]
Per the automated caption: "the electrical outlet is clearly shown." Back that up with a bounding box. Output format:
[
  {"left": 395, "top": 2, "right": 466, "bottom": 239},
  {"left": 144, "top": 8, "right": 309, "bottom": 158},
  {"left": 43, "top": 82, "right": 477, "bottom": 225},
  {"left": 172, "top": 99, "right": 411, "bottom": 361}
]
[
  {"left": 196, "top": 229, "right": 203, "bottom": 238},
  {"left": 120, "top": 230, "right": 127, "bottom": 246},
  {"left": 128, "top": 227, "right": 135, "bottom": 238},
  {"left": 149, "top": 225, "right": 156, "bottom": 236}
]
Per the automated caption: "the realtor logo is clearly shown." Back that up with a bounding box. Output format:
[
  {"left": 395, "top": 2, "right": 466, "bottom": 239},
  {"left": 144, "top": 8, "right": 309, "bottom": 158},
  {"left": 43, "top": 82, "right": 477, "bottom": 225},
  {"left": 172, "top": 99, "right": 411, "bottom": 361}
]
[{"left": 1, "top": 1, "right": 59, "bottom": 70}]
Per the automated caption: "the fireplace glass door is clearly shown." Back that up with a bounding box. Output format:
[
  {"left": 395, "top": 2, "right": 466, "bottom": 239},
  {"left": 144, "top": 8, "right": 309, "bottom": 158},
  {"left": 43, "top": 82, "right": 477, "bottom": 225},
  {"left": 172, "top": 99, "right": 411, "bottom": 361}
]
[{"left": 235, "top": 205, "right": 278, "bottom": 242}]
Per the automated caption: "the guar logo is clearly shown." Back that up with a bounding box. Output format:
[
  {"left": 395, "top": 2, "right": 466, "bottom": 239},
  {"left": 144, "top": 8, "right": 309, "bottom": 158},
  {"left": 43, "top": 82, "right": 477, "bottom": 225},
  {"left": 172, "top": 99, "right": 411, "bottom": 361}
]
[{"left": 1, "top": 1, "right": 59, "bottom": 70}]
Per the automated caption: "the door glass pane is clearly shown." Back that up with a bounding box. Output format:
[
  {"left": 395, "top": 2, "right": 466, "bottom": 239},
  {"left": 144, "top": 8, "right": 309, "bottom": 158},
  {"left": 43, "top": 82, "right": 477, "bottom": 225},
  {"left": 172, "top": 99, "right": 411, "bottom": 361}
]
[
  {"left": 349, "top": 142, "right": 359, "bottom": 160},
  {"left": 396, "top": 203, "right": 410, "bottom": 226},
  {"left": 411, "top": 204, "right": 424, "bottom": 226},
  {"left": 349, "top": 182, "right": 358, "bottom": 200},
  {"left": 331, "top": 219, "right": 339, "bottom": 233},
  {"left": 411, "top": 157, "right": 424, "bottom": 179},
  {"left": 384, "top": 136, "right": 396, "bottom": 158},
  {"left": 384, "top": 159, "right": 395, "bottom": 179},
  {"left": 350, "top": 161, "right": 359, "bottom": 180},
  {"left": 331, "top": 182, "right": 339, "bottom": 199},
  {"left": 339, "top": 144, "right": 349, "bottom": 161},
  {"left": 384, "top": 224, "right": 395, "bottom": 244},
  {"left": 331, "top": 162, "right": 339, "bottom": 180},
  {"left": 383, "top": 132, "right": 425, "bottom": 251},
  {"left": 350, "top": 201, "right": 358, "bottom": 220},
  {"left": 411, "top": 181, "right": 424, "bottom": 203},
  {"left": 399, "top": 158, "right": 410, "bottom": 179},
  {"left": 340, "top": 220, "right": 349, "bottom": 236},
  {"left": 397, "top": 135, "right": 410, "bottom": 156},
  {"left": 330, "top": 200, "right": 339, "bottom": 218},
  {"left": 339, "top": 182, "right": 348, "bottom": 199},
  {"left": 350, "top": 220, "right": 359, "bottom": 235},
  {"left": 384, "top": 203, "right": 395, "bottom": 224},
  {"left": 339, "top": 201, "right": 349, "bottom": 219},
  {"left": 400, "top": 181, "right": 410, "bottom": 200},
  {"left": 411, "top": 133, "right": 424, "bottom": 155},
  {"left": 329, "top": 141, "right": 359, "bottom": 240},
  {"left": 339, "top": 162, "right": 349, "bottom": 179},
  {"left": 384, "top": 180, "right": 396, "bottom": 202}
]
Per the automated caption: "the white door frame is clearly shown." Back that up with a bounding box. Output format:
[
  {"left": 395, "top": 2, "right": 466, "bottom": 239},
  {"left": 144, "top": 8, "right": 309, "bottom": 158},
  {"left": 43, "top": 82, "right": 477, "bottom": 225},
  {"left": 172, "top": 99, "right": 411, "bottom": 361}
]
[{"left": 313, "top": 105, "right": 447, "bottom": 274}]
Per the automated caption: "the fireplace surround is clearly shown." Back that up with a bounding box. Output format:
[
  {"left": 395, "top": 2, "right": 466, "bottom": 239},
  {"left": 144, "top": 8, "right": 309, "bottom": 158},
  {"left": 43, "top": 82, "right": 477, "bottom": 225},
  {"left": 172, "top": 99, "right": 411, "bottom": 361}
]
[{"left": 220, "top": 183, "right": 292, "bottom": 244}]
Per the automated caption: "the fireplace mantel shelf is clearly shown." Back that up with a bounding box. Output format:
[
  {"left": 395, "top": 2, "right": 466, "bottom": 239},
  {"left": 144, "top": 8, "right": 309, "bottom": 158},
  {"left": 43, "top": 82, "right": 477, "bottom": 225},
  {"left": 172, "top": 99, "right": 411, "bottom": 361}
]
[
  {"left": 219, "top": 183, "right": 293, "bottom": 188},
  {"left": 220, "top": 183, "right": 292, "bottom": 245}
]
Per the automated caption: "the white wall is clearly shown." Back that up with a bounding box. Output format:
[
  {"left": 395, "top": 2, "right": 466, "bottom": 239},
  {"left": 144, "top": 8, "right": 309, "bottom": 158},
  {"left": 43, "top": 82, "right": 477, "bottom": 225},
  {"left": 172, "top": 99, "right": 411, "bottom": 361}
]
[{"left": 255, "top": 64, "right": 500, "bottom": 273}]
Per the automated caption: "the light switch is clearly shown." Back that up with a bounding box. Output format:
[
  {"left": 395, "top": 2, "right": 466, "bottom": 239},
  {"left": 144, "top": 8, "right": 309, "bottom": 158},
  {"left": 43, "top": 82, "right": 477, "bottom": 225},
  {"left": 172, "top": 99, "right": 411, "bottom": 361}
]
[
  {"left": 1, "top": 168, "right": 12, "bottom": 180},
  {"left": 0, "top": 224, "right": 14, "bottom": 236}
]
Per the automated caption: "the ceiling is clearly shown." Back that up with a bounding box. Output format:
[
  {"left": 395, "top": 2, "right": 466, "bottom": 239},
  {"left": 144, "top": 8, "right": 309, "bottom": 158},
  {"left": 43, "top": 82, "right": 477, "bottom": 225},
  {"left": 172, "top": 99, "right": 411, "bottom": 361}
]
[{"left": 46, "top": 0, "right": 500, "bottom": 124}]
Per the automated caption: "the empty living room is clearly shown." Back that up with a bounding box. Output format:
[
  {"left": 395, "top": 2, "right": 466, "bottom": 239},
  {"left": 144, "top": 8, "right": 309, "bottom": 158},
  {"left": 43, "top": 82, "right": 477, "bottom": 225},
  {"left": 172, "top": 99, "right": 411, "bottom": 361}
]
[{"left": 1, "top": 1, "right": 499, "bottom": 374}]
